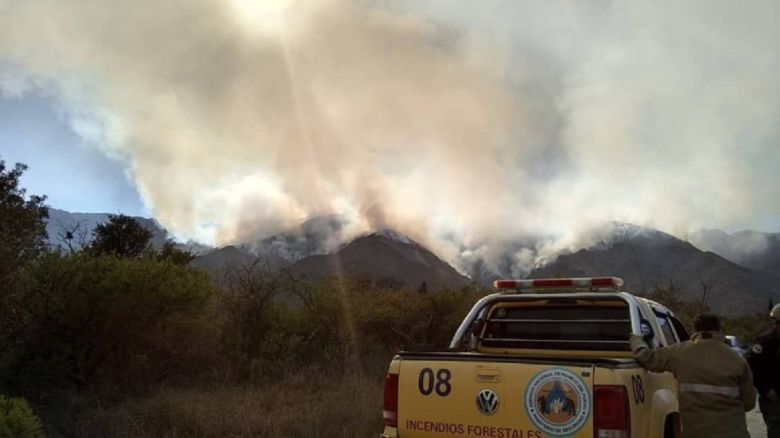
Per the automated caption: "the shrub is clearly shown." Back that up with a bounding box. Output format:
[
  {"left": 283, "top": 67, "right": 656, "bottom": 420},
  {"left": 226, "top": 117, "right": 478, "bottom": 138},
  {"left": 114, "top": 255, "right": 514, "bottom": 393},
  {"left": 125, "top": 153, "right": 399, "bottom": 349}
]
[
  {"left": 1, "top": 253, "right": 217, "bottom": 396},
  {"left": 0, "top": 395, "right": 44, "bottom": 438}
]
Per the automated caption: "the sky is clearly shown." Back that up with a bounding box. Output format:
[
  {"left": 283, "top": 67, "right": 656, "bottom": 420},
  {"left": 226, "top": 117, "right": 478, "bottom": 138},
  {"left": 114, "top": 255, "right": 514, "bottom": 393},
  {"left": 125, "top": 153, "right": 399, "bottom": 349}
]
[
  {"left": 1, "top": 0, "right": 779, "bottom": 274},
  {"left": 0, "top": 92, "right": 147, "bottom": 216}
]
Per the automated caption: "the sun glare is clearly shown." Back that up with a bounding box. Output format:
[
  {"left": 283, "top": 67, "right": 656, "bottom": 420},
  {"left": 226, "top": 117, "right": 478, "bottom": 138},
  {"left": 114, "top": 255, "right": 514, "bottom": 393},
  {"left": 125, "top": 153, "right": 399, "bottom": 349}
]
[{"left": 229, "top": 0, "right": 292, "bottom": 35}]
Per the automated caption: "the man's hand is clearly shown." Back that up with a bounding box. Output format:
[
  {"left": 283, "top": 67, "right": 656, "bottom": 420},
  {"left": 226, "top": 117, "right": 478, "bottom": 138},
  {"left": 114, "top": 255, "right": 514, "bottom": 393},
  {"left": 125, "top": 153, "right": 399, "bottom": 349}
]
[
  {"left": 630, "top": 335, "right": 650, "bottom": 355},
  {"left": 767, "top": 389, "right": 779, "bottom": 402}
]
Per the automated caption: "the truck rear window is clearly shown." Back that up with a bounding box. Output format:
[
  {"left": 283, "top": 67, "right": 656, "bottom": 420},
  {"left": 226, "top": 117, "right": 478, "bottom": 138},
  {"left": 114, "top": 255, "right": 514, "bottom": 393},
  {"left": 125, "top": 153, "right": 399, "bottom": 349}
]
[{"left": 480, "top": 299, "right": 631, "bottom": 351}]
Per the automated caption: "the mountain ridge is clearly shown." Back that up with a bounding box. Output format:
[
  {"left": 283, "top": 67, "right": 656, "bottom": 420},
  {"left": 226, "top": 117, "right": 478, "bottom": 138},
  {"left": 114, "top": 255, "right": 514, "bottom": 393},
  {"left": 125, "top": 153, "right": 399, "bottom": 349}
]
[
  {"left": 530, "top": 226, "right": 780, "bottom": 316},
  {"left": 45, "top": 209, "right": 780, "bottom": 314},
  {"left": 289, "top": 231, "right": 471, "bottom": 290}
]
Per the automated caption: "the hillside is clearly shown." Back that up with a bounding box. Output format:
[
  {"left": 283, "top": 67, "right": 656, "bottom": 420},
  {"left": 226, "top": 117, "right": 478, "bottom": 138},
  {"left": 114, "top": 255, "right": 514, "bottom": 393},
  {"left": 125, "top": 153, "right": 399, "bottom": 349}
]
[
  {"left": 44, "top": 209, "right": 780, "bottom": 315},
  {"left": 290, "top": 231, "right": 470, "bottom": 290},
  {"left": 46, "top": 208, "right": 168, "bottom": 249},
  {"left": 530, "top": 225, "right": 780, "bottom": 316},
  {"left": 690, "top": 229, "right": 780, "bottom": 279},
  {"left": 190, "top": 245, "right": 288, "bottom": 278}
]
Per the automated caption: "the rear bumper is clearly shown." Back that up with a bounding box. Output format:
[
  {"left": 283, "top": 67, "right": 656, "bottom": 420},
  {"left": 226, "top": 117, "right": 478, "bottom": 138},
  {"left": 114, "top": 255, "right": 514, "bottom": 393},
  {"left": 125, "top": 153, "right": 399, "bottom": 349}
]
[{"left": 380, "top": 426, "right": 397, "bottom": 437}]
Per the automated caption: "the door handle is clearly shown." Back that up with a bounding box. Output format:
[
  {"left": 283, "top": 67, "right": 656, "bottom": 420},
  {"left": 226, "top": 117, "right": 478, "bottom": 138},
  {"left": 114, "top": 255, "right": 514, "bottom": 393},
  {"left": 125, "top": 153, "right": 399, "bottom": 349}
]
[{"left": 475, "top": 367, "right": 502, "bottom": 382}]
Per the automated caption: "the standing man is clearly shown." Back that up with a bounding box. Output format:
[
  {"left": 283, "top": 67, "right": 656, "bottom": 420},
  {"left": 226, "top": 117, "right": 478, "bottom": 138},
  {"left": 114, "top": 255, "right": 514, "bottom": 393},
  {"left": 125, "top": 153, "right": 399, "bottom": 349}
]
[
  {"left": 630, "top": 313, "right": 756, "bottom": 438},
  {"left": 747, "top": 303, "right": 780, "bottom": 438}
]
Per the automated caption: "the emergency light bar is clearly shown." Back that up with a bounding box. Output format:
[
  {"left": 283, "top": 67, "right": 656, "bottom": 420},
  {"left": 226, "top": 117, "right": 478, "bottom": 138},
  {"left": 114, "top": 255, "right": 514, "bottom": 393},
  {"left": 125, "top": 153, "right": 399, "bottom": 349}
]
[{"left": 493, "top": 276, "right": 624, "bottom": 291}]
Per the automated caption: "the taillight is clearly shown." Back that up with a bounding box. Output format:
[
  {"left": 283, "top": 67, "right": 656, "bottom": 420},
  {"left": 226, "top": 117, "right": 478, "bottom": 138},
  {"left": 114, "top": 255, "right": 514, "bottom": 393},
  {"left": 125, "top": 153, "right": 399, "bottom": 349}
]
[
  {"left": 594, "top": 385, "right": 630, "bottom": 438},
  {"left": 383, "top": 373, "right": 399, "bottom": 428}
]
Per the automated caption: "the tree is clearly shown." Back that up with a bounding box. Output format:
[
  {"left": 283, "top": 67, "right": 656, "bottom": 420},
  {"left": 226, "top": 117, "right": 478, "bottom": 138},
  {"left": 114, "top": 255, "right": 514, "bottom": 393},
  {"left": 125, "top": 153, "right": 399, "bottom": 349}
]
[
  {"left": 0, "top": 160, "right": 48, "bottom": 284},
  {"left": 54, "top": 219, "right": 91, "bottom": 253},
  {"left": 220, "top": 260, "right": 296, "bottom": 376},
  {"left": 89, "top": 214, "right": 153, "bottom": 258},
  {"left": 698, "top": 275, "right": 721, "bottom": 313},
  {"left": 0, "top": 395, "right": 43, "bottom": 438},
  {"left": 158, "top": 240, "right": 196, "bottom": 265},
  {"left": 0, "top": 160, "right": 48, "bottom": 344}
]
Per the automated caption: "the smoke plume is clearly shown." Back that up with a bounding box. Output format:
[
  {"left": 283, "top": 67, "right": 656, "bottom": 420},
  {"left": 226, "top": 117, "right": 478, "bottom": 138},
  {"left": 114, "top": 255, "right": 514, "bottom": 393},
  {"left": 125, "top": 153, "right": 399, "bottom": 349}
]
[{"left": 1, "top": 0, "right": 779, "bottom": 275}]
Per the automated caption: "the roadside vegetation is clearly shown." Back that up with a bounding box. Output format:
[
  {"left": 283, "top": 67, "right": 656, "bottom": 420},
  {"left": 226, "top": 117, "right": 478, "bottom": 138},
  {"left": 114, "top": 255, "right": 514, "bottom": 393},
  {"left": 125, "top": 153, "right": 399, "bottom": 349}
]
[
  {"left": 641, "top": 282, "right": 772, "bottom": 341},
  {"left": 0, "top": 159, "right": 773, "bottom": 437}
]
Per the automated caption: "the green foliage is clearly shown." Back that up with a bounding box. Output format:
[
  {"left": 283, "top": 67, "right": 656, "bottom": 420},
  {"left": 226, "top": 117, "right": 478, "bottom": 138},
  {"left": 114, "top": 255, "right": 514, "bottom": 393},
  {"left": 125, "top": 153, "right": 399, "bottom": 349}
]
[
  {"left": 644, "top": 281, "right": 704, "bottom": 328},
  {"left": 218, "top": 264, "right": 306, "bottom": 379},
  {"left": 273, "top": 279, "right": 483, "bottom": 371},
  {"left": 0, "top": 161, "right": 48, "bottom": 271},
  {"left": 1, "top": 253, "right": 217, "bottom": 395},
  {"left": 215, "top": 271, "right": 484, "bottom": 379},
  {"left": 645, "top": 281, "right": 769, "bottom": 341},
  {"left": 158, "top": 240, "right": 196, "bottom": 265},
  {"left": 720, "top": 315, "right": 772, "bottom": 342},
  {"left": 71, "top": 278, "right": 484, "bottom": 436},
  {"left": 88, "top": 214, "right": 153, "bottom": 258},
  {"left": 0, "top": 160, "right": 48, "bottom": 342},
  {"left": 0, "top": 395, "right": 44, "bottom": 438}
]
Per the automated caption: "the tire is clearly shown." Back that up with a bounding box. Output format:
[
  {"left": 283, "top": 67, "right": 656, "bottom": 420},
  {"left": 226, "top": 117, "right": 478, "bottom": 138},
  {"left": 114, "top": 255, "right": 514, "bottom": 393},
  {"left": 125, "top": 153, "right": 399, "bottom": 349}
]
[{"left": 663, "top": 415, "right": 678, "bottom": 438}]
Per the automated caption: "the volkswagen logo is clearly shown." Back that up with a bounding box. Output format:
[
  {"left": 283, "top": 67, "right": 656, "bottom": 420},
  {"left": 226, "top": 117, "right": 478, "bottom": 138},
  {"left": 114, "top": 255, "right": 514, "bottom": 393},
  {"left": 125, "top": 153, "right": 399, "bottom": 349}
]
[{"left": 476, "top": 389, "right": 500, "bottom": 415}]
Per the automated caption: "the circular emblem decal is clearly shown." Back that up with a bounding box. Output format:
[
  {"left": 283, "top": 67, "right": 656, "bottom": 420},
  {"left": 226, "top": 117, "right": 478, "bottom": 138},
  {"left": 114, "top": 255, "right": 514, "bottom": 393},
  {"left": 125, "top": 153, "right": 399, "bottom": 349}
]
[
  {"left": 525, "top": 368, "right": 591, "bottom": 436},
  {"left": 476, "top": 389, "right": 500, "bottom": 415}
]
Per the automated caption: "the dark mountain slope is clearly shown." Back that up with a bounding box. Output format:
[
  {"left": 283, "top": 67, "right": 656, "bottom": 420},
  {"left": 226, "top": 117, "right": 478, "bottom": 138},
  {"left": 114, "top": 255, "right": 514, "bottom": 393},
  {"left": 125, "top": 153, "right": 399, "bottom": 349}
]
[
  {"left": 531, "top": 226, "right": 780, "bottom": 316},
  {"left": 290, "top": 231, "right": 470, "bottom": 290},
  {"left": 190, "top": 245, "right": 288, "bottom": 278}
]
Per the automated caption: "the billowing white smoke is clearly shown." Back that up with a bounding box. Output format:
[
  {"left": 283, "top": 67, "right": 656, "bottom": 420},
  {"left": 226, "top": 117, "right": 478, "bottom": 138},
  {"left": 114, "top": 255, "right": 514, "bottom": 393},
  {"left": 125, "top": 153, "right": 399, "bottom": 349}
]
[
  {"left": 688, "top": 229, "right": 772, "bottom": 266},
  {"left": 1, "top": 0, "right": 779, "bottom": 276}
]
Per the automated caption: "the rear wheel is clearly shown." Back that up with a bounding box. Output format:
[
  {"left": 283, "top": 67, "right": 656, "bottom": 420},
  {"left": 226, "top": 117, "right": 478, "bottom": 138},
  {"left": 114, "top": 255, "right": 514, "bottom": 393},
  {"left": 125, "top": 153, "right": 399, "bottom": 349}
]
[{"left": 664, "top": 414, "right": 680, "bottom": 438}]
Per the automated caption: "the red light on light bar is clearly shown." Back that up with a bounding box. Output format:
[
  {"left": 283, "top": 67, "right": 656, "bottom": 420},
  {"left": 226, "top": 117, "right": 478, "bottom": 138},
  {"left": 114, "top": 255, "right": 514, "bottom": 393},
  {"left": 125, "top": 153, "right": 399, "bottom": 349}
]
[
  {"left": 590, "top": 277, "right": 620, "bottom": 287},
  {"left": 532, "top": 278, "right": 577, "bottom": 288},
  {"left": 493, "top": 277, "right": 624, "bottom": 290},
  {"left": 494, "top": 280, "right": 520, "bottom": 289}
]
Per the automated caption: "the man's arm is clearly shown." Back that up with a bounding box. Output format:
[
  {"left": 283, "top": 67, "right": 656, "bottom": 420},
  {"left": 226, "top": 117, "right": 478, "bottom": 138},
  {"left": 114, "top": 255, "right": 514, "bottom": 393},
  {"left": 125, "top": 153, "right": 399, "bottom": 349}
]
[{"left": 629, "top": 335, "right": 680, "bottom": 373}]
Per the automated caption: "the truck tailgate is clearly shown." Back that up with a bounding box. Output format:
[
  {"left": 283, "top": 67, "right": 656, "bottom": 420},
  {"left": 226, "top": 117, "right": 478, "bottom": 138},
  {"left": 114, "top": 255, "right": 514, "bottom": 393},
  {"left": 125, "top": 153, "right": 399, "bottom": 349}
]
[{"left": 398, "top": 356, "right": 594, "bottom": 438}]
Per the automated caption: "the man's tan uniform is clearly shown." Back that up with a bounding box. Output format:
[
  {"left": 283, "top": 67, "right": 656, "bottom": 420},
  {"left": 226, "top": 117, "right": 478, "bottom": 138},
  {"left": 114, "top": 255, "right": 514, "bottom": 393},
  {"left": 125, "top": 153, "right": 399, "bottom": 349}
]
[{"left": 630, "top": 331, "right": 756, "bottom": 438}]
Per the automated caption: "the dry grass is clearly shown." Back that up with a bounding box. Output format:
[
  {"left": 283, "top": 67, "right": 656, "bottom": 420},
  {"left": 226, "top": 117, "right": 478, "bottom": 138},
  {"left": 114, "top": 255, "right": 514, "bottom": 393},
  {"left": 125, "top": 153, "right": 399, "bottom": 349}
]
[{"left": 78, "top": 368, "right": 384, "bottom": 438}]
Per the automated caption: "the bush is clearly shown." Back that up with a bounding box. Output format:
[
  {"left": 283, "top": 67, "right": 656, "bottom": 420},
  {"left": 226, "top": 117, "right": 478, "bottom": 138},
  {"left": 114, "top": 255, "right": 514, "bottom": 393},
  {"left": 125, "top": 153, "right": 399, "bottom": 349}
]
[
  {"left": 644, "top": 282, "right": 770, "bottom": 341},
  {"left": 288, "top": 279, "right": 484, "bottom": 372},
  {"left": 1, "top": 253, "right": 217, "bottom": 396},
  {"left": 2, "top": 239, "right": 485, "bottom": 435},
  {"left": 0, "top": 395, "right": 44, "bottom": 438}
]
